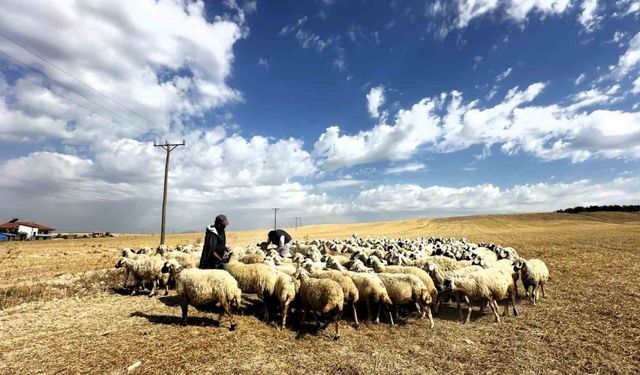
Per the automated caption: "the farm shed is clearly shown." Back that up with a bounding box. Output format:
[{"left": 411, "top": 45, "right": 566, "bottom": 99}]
[{"left": 0, "top": 218, "right": 56, "bottom": 240}]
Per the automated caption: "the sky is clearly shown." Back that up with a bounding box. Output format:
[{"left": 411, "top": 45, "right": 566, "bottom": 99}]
[{"left": 0, "top": 0, "right": 639, "bottom": 232}]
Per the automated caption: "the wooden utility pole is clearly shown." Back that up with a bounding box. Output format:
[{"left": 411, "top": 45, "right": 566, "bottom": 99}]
[
  {"left": 295, "top": 216, "right": 302, "bottom": 230},
  {"left": 154, "top": 140, "right": 185, "bottom": 245},
  {"left": 273, "top": 208, "right": 279, "bottom": 229}
]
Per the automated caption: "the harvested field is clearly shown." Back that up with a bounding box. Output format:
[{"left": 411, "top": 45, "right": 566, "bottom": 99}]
[{"left": 1, "top": 212, "right": 639, "bottom": 374}]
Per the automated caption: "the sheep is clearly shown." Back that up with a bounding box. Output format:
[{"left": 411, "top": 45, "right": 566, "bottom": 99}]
[
  {"left": 222, "top": 257, "right": 278, "bottom": 322},
  {"left": 376, "top": 273, "right": 434, "bottom": 328},
  {"left": 120, "top": 248, "right": 143, "bottom": 288},
  {"left": 425, "top": 261, "right": 484, "bottom": 313},
  {"left": 263, "top": 256, "right": 297, "bottom": 276},
  {"left": 491, "top": 259, "right": 524, "bottom": 299},
  {"left": 161, "top": 259, "right": 241, "bottom": 330},
  {"left": 296, "top": 269, "right": 344, "bottom": 340},
  {"left": 520, "top": 259, "right": 549, "bottom": 305},
  {"left": 115, "top": 256, "right": 168, "bottom": 297},
  {"left": 306, "top": 268, "right": 360, "bottom": 326},
  {"left": 273, "top": 271, "right": 298, "bottom": 330},
  {"left": 370, "top": 257, "right": 438, "bottom": 315},
  {"left": 240, "top": 253, "right": 266, "bottom": 264},
  {"left": 346, "top": 271, "right": 393, "bottom": 324},
  {"left": 348, "top": 258, "right": 374, "bottom": 273},
  {"left": 443, "top": 268, "right": 518, "bottom": 324}
]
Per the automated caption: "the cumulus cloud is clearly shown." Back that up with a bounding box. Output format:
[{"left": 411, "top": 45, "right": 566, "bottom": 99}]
[
  {"left": 575, "top": 73, "right": 587, "bottom": 85},
  {"left": 351, "top": 177, "right": 640, "bottom": 215},
  {"left": 633, "top": 76, "right": 640, "bottom": 93},
  {"left": 366, "top": 85, "right": 385, "bottom": 118},
  {"left": 314, "top": 80, "right": 640, "bottom": 169}
]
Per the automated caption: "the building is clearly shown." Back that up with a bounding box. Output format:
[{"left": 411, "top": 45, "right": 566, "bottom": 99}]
[{"left": 0, "top": 218, "right": 56, "bottom": 240}]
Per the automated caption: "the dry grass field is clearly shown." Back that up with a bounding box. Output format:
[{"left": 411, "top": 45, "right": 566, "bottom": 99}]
[{"left": 1, "top": 212, "right": 639, "bottom": 374}]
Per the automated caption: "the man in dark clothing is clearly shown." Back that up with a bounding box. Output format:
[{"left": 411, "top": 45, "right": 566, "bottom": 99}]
[
  {"left": 258, "top": 229, "right": 292, "bottom": 257},
  {"left": 199, "top": 214, "right": 229, "bottom": 269}
]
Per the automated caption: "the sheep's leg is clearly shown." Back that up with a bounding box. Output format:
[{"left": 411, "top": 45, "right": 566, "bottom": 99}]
[
  {"left": 491, "top": 300, "right": 501, "bottom": 323},
  {"left": 541, "top": 283, "right": 546, "bottom": 298},
  {"left": 352, "top": 303, "right": 359, "bottom": 326},
  {"left": 180, "top": 302, "right": 189, "bottom": 326},
  {"left": 149, "top": 279, "right": 157, "bottom": 297},
  {"left": 333, "top": 317, "right": 340, "bottom": 340},
  {"left": 387, "top": 305, "right": 395, "bottom": 326},
  {"left": 531, "top": 286, "right": 537, "bottom": 305},
  {"left": 299, "top": 308, "right": 307, "bottom": 334},
  {"left": 261, "top": 294, "right": 270, "bottom": 322},
  {"left": 280, "top": 301, "right": 289, "bottom": 331},
  {"left": 426, "top": 305, "right": 434, "bottom": 329},
  {"left": 366, "top": 298, "right": 374, "bottom": 323},
  {"left": 123, "top": 270, "right": 129, "bottom": 288},
  {"left": 511, "top": 291, "right": 519, "bottom": 316},
  {"left": 455, "top": 293, "right": 463, "bottom": 321},
  {"left": 164, "top": 280, "right": 169, "bottom": 296},
  {"left": 465, "top": 297, "right": 472, "bottom": 324},
  {"left": 374, "top": 300, "right": 382, "bottom": 324}
]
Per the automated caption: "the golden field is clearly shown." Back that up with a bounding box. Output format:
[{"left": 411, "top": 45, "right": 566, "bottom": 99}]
[{"left": 1, "top": 212, "right": 639, "bottom": 374}]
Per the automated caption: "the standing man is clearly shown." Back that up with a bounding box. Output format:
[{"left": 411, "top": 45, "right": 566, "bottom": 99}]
[
  {"left": 258, "top": 228, "right": 292, "bottom": 257},
  {"left": 199, "top": 214, "right": 229, "bottom": 269}
]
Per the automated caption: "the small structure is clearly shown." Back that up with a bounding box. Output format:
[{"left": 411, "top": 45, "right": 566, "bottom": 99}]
[{"left": 0, "top": 218, "right": 56, "bottom": 240}]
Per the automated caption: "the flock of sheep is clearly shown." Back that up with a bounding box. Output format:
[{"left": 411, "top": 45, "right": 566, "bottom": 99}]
[{"left": 115, "top": 235, "right": 549, "bottom": 340}]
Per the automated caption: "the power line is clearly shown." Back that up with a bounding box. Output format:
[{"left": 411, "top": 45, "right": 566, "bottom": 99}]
[
  {"left": 0, "top": 30, "right": 156, "bottom": 127},
  {"left": 0, "top": 49, "right": 142, "bottom": 131},
  {"left": 0, "top": 50, "right": 130, "bottom": 128}
]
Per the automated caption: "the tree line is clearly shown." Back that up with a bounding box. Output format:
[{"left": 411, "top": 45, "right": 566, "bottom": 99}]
[{"left": 555, "top": 205, "right": 640, "bottom": 214}]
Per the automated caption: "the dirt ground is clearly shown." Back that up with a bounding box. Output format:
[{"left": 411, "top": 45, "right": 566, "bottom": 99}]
[{"left": 1, "top": 212, "right": 639, "bottom": 374}]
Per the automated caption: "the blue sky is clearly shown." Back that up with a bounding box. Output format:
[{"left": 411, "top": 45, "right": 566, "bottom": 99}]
[{"left": 0, "top": 0, "right": 639, "bottom": 232}]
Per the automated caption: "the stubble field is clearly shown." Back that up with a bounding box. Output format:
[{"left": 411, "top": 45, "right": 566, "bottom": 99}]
[{"left": 1, "top": 212, "right": 639, "bottom": 374}]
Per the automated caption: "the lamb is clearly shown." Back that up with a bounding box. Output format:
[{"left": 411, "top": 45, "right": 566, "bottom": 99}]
[
  {"left": 376, "top": 273, "right": 434, "bottom": 328},
  {"left": 273, "top": 271, "right": 298, "bottom": 330},
  {"left": 120, "top": 248, "right": 143, "bottom": 288},
  {"left": 222, "top": 257, "right": 278, "bottom": 322},
  {"left": 444, "top": 268, "right": 518, "bottom": 323},
  {"left": 520, "top": 259, "right": 549, "bottom": 305},
  {"left": 296, "top": 269, "right": 344, "bottom": 340},
  {"left": 162, "top": 259, "right": 241, "bottom": 330},
  {"left": 346, "top": 271, "right": 393, "bottom": 324},
  {"left": 115, "top": 256, "right": 168, "bottom": 297},
  {"left": 306, "top": 268, "right": 360, "bottom": 326},
  {"left": 240, "top": 253, "right": 266, "bottom": 264}
]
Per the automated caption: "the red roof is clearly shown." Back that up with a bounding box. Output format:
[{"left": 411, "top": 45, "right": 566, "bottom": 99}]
[{"left": 0, "top": 221, "right": 55, "bottom": 231}]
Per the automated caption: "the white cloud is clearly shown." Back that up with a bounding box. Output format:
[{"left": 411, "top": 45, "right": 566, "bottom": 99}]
[
  {"left": 453, "top": 0, "right": 572, "bottom": 29},
  {"left": 575, "top": 73, "right": 587, "bottom": 85},
  {"left": 0, "top": 0, "right": 243, "bottom": 142},
  {"left": 366, "top": 85, "right": 385, "bottom": 118},
  {"left": 314, "top": 96, "right": 441, "bottom": 170},
  {"left": 316, "top": 179, "right": 366, "bottom": 189},
  {"left": 632, "top": 77, "right": 640, "bottom": 93},
  {"left": 257, "top": 57, "right": 269, "bottom": 67},
  {"left": 314, "top": 81, "right": 640, "bottom": 168},
  {"left": 351, "top": 177, "right": 640, "bottom": 214},
  {"left": 385, "top": 163, "right": 427, "bottom": 174},
  {"left": 608, "top": 31, "right": 640, "bottom": 80},
  {"left": 579, "top": 0, "right": 601, "bottom": 32},
  {"left": 496, "top": 68, "right": 513, "bottom": 82}
]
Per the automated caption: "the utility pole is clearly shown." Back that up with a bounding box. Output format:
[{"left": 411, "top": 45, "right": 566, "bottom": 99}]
[
  {"left": 295, "top": 216, "right": 302, "bottom": 230},
  {"left": 273, "top": 208, "right": 279, "bottom": 229},
  {"left": 154, "top": 140, "right": 185, "bottom": 245}
]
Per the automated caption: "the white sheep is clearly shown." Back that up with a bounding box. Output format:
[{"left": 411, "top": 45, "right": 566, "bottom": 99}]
[
  {"left": 444, "top": 268, "right": 518, "bottom": 323},
  {"left": 376, "top": 273, "right": 434, "bottom": 327},
  {"left": 162, "top": 259, "right": 241, "bottom": 330},
  {"left": 115, "top": 256, "right": 168, "bottom": 297},
  {"left": 223, "top": 257, "right": 278, "bottom": 322},
  {"left": 306, "top": 268, "right": 360, "bottom": 326},
  {"left": 520, "top": 259, "right": 549, "bottom": 305},
  {"left": 296, "top": 269, "right": 344, "bottom": 340},
  {"left": 273, "top": 271, "right": 298, "bottom": 330},
  {"left": 346, "top": 271, "right": 393, "bottom": 324}
]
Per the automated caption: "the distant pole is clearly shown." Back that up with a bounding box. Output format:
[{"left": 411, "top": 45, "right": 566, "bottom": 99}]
[
  {"left": 273, "top": 208, "right": 279, "bottom": 229},
  {"left": 154, "top": 140, "right": 185, "bottom": 245}
]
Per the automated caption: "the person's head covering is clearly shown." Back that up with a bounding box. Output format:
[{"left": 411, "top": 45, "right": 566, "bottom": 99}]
[{"left": 215, "top": 214, "right": 229, "bottom": 227}]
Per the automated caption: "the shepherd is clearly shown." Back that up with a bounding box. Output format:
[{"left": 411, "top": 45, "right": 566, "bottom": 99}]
[
  {"left": 199, "top": 214, "right": 229, "bottom": 269},
  {"left": 258, "top": 229, "right": 292, "bottom": 258}
]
